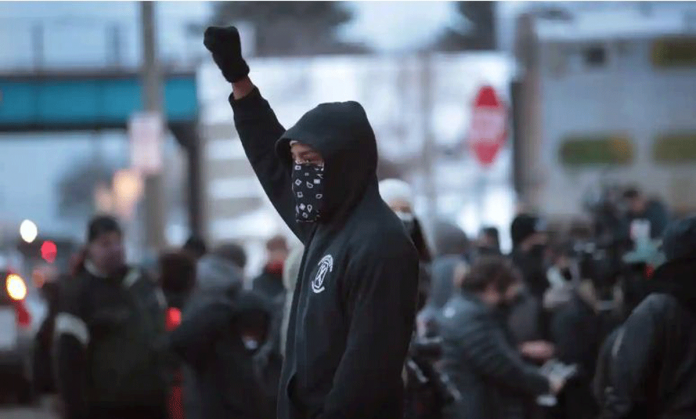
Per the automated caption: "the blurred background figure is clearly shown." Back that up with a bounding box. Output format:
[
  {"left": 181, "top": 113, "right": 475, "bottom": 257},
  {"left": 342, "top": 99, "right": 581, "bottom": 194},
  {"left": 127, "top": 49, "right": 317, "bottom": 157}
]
[
  {"left": 170, "top": 252, "right": 271, "bottom": 419},
  {"left": 621, "top": 187, "right": 670, "bottom": 245},
  {"left": 252, "top": 235, "right": 288, "bottom": 301},
  {"left": 182, "top": 236, "right": 208, "bottom": 262},
  {"left": 157, "top": 250, "right": 196, "bottom": 419},
  {"left": 54, "top": 215, "right": 169, "bottom": 419},
  {"left": 211, "top": 243, "right": 248, "bottom": 277},
  {"left": 379, "top": 178, "right": 433, "bottom": 311},
  {"left": 159, "top": 251, "right": 197, "bottom": 311},
  {"left": 32, "top": 263, "right": 61, "bottom": 397},
  {"left": 600, "top": 216, "right": 696, "bottom": 419},
  {"left": 475, "top": 226, "right": 502, "bottom": 257},
  {"left": 439, "top": 256, "right": 565, "bottom": 419}
]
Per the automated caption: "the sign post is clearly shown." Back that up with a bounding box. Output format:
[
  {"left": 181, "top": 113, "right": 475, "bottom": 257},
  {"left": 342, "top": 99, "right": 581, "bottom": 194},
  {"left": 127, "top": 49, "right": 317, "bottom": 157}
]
[
  {"left": 468, "top": 85, "right": 507, "bottom": 167},
  {"left": 468, "top": 85, "right": 508, "bottom": 231}
]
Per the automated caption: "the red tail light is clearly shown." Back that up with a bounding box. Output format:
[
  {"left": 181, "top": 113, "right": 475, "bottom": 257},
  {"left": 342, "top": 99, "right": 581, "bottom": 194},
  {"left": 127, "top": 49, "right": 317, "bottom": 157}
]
[
  {"left": 166, "top": 307, "right": 182, "bottom": 331},
  {"left": 14, "top": 300, "right": 31, "bottom": 329}
]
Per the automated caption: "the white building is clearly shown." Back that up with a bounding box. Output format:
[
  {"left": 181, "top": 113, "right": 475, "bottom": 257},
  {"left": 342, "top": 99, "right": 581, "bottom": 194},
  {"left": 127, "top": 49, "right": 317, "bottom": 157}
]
[
  {"left": 514, "top": 5, "right": 696, "bottom": 221},
  {"left": 198, "top": 52, "right": 516, "bottom": 274}
]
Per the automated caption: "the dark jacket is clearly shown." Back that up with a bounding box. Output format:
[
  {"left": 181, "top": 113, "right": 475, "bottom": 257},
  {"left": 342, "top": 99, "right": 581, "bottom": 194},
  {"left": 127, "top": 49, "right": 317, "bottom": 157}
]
[
  {"left": 169, "top": 284, "right": 272, "bottom": 419},
  {"left": 253, "top": 264, "right": 286, "bottom": 300},
  {"left": 512, "top": 248, "right": 550, "bottom": 300},
  {"left": 439, "top": 292, "right": 550, "bottom": 419},
  {"left": 54, "top": 265, "right": 169, "bottom": 419},
  {"left": 600, "top": 257, "right": 696, "bottom": 419},
  {"left": 231, "top": 88, "right": 419, "bottom": 419},
  {"left": 550, "top": 290, "right": 617, "bottom": 419}
]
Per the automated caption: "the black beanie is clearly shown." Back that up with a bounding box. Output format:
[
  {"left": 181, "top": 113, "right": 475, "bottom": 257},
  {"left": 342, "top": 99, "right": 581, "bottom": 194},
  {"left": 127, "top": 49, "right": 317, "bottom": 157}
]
[
  {"left": 662, "top": 215, "right": 696, "bottom": 262},
  {"left": 87, "top": 215, "right": 122, "bottom": 243},
  {"left": 511, "top": 214, "right": 543, "bottom": 248}
]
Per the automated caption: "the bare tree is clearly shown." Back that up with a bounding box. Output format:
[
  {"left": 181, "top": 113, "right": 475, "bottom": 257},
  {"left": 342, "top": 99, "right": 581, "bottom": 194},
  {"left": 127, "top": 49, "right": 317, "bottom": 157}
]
[
  {"left": 432, "top": 1, "right": 497, "bottom": 52},
  {"left": 56, "top": 159, "right": 117, "bottom": 218},
  {"left": 209, "top": 1, "right": 370, "bottom": 57}
]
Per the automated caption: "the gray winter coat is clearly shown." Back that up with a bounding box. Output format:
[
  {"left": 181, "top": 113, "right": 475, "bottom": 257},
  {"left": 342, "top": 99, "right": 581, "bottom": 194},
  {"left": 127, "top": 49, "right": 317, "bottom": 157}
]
[{"left": 439, "top": 292, "right": 550, "bottom": 419}]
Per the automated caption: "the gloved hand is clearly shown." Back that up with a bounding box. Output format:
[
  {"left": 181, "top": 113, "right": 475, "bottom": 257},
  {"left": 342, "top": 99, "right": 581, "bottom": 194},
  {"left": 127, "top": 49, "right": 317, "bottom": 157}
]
[{"left": 203, "top": 26, "right": 250, "bottom": 83}]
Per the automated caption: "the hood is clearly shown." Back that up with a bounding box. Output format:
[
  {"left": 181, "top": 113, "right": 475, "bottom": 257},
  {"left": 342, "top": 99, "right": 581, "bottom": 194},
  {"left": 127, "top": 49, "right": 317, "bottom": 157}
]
[
  {"left": 433, "top": 220, "right": 469, "bottom": 257},
  {"left": 651, "top": 257, "right": 696, "bottom": 313},
  {"left": 276, "top": 100, "right": 379, "bottom": 223},
  {"left": 194, "top": 254, "right": 243, "bottom": 295},
  {"left": 427, "top": 255, "right": 464, "bottom": 309}
]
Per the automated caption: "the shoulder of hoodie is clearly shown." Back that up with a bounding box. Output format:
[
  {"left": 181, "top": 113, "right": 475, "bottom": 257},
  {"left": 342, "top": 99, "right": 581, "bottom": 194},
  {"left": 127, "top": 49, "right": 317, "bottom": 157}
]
[
  {"left": 631, "top": 292, "right": 683, "bottom": 323},
  {"left": 345, "top": 214, "right": 418, "bottom": 263}
]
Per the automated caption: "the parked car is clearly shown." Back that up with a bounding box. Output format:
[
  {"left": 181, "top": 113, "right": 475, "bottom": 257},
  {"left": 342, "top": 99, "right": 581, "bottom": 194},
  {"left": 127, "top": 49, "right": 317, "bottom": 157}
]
[{"left": 0, "top": 267, "right": 46, "bottom": 404}]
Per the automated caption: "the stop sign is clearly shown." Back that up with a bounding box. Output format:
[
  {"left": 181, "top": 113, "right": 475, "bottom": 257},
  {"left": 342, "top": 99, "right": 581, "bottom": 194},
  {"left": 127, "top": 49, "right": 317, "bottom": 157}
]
[{"left": 468, "top": 85, "right": 507, "bottom": 167}]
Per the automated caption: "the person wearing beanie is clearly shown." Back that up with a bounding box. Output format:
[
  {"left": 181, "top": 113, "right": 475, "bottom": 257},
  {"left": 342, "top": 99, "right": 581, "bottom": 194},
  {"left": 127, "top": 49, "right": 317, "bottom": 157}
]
[
  {"left": 54, "top": 215, "right": 170, "bottom": 419},
  {"left": 507, "top": 214, "right": 555, "bottom": 369},
  {"left": 600, "top": 215, "right": 696, "bottom": 419},
  {"left": 379, "top": 178, "right": 433, "bottom": 332},
  {"left": 510, "top": 214, "right": 550, "bottom": 299}
]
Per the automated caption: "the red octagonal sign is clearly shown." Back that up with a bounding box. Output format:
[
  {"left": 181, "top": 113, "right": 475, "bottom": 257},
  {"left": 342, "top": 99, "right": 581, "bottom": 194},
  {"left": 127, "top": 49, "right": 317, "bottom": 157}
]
[{"left": 468, "top": 85, "right": 507, "bottom": 167}]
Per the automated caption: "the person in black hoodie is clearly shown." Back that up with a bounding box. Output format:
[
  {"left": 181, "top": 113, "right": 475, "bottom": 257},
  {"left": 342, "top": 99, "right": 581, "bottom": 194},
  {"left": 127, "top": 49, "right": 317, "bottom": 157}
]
[
  {"left": 169, "top": 254, "right": 272, "bottom": 419},
  {"left": 204, "top": 26, "right": 420, "bottom": 419},
  {"left": 600, "top": 215, "right": 696, "bottom": 419}
]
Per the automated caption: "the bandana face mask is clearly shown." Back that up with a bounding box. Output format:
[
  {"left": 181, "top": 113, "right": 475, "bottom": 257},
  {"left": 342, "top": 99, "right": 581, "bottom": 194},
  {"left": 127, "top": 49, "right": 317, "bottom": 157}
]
[{"left": 292, "top": 163, "right": 325, "bottom": 223}]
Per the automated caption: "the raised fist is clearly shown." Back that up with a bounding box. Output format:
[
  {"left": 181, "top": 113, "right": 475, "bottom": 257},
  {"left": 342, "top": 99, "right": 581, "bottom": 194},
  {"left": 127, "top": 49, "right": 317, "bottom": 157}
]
[{"left": 204, "top": 26, "right": 250, "bottom": 83}]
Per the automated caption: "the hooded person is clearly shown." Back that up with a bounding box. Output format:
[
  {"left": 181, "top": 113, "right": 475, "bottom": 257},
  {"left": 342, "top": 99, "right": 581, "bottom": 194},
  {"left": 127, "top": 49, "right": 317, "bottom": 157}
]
[
  {"left": 379, "top": 178, "right": 433, "bottom": 316},
  {"left": 204, "top": 26, "right": 419, "bottom": 419},
  {"left": 600, "top": 215, "right": 696, "bottom": 419},
  {"left": 54, "top": 215, "right": 169, "bottom": 419},
  {"left": 170, "top": 254, "right": 272, "bottom": 419}
]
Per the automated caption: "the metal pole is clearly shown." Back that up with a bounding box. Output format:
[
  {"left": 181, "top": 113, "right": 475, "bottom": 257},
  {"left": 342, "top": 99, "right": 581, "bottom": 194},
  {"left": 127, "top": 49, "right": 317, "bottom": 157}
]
[
  {"left": 140, "top": 1, "right": 167, "bottom": 252},
  {"left": 420, "top": 53, "right": 437, "bottom": 225},
  {"left": 32, "top": 24, "right": 44, "bottom": 71}
]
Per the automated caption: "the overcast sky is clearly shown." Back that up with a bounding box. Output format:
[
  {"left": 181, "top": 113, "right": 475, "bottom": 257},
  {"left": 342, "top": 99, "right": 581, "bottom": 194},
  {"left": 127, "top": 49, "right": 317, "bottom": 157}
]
[{"left": 0, "top": 1, "right": 530, "bottom": 239}]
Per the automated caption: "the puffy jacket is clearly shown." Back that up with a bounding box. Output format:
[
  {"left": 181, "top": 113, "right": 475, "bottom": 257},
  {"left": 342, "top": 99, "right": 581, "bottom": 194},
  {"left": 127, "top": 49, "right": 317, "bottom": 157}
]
[{"left": 439, "top": 292, "right": 550, "bottom": 419}]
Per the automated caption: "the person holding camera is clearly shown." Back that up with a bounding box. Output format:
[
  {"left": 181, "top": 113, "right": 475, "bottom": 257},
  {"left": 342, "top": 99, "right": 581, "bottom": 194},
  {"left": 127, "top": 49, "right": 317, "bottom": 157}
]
[{"left": 439, "top": 256, "right": 565, "bottom": 419}]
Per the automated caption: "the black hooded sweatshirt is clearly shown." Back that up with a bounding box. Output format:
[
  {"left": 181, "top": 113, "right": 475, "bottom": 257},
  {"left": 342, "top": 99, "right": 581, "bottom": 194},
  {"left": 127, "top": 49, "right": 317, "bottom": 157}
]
[{"left": 230, "top": 88, "right": 419, "bottom": 419}]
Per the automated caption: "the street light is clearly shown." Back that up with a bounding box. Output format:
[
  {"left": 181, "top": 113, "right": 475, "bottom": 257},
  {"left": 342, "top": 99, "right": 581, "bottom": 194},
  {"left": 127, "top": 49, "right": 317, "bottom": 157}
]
[{"left": 19, "top": 220, "right": 38, "bottom": 243}]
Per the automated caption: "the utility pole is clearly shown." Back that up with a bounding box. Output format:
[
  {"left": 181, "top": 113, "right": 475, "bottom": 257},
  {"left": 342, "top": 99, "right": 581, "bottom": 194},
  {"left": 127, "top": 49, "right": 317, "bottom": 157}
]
[
  {"left": 140, "top": 1, "right": 167, "bottom": 252},
  {"left": 420, "top": 53, "right": 437, "bottom": 227}
]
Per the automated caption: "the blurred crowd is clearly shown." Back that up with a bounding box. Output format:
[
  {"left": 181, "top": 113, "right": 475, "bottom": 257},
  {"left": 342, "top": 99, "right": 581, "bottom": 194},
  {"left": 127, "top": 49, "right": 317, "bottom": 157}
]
[{"left": 28, "top": 178, "right": 696, "bottom": 419}]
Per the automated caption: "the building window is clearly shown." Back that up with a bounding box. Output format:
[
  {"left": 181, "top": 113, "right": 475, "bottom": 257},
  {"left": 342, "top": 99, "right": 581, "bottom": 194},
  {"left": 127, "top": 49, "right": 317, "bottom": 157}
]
[
  {"left": 583, "top": 46, "right": 607, "bottom": 67},
  {"left": 559, "top": 135, "right": 634, "bottom": 167},
  {"left": 651, "top": 38, "right": 696, "bottom": 67},
  {"left": 653, "top": 133, "right": 696, "bottom": 164}
]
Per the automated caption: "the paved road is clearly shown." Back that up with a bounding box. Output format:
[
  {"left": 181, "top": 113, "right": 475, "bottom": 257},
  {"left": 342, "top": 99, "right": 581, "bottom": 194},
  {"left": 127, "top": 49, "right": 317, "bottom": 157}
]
[
  {"left": 0, "top": 397, "right": 58, "bottom": 419},
  {"left": 0, "top": 407, "right": 57, "bottom": 419}
]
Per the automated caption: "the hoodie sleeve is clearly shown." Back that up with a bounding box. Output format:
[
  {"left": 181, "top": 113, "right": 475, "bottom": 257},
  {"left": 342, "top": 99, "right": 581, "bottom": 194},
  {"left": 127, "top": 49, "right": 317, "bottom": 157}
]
[
  {"left": 317, "top": 245, "right": 419, "bottom": 419},
  {"left": 54, "top": 280, "right": 89, "bottom": 419},
  {"left": 229, "top": 88, "right": 306, "bottom": 242}
]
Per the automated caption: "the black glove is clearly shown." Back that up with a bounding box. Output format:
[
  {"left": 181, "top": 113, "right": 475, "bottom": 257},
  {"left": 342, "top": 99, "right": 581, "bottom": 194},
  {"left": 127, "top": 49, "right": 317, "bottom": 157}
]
[{"left": 204, "top": 26, "right": 250, "bottom": 83}]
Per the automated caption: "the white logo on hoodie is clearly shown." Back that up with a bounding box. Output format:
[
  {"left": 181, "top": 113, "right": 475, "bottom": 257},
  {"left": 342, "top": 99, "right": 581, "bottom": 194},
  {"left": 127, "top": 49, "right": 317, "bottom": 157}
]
[{"left": 312, "top": 255, "right": 333, "bottom": 294}]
